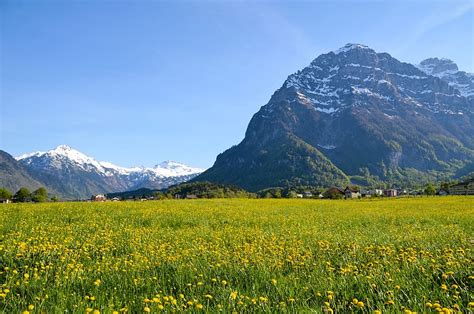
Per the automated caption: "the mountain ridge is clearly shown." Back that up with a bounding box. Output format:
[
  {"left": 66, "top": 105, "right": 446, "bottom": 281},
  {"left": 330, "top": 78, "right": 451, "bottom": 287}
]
[{"left": 12, "top": 145, "right": 204, "bottom": 199}]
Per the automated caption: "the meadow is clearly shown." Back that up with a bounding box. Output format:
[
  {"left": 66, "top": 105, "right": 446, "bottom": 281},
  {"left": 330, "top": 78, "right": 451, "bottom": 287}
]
[{"left": 0, "top": 197, "right": 472, "bottom": 313}]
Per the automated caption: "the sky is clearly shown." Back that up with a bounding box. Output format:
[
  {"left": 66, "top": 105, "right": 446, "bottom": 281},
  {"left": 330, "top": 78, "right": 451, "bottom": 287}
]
[{"left": 1, "top": 0, "right": 473, "bottom": 168}]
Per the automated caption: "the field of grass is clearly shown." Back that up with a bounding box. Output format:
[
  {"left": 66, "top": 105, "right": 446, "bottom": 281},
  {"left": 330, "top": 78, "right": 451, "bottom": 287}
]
[{"left": 0, "top": 197, "right": 473, "bottom": 313}]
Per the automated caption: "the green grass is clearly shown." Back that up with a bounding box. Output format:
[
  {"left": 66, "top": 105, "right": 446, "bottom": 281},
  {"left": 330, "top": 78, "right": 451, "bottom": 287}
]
[{"left": 0, "top": 197, "right": 473, "bottom": 313}]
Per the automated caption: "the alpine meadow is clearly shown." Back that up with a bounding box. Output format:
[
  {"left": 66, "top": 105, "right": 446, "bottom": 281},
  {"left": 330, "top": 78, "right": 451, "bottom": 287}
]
[
  {"left": 2, "top": 1, "right": 474, "bottom": 314},
  {"left": 0, "top": 198, "right": 473, "bottom": 313}
]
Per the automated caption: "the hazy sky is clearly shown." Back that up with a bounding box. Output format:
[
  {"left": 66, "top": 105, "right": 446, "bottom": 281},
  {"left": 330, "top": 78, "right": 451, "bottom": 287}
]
[{"left": 1, "top": 0, "right": 473, "bottom": 168}]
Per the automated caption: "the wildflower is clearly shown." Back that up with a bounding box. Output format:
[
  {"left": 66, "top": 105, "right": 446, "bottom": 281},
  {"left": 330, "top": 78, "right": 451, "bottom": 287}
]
[
  {"left": 271, "top": 279, "right": 277, "bottom": 285},
  {"left": 28, "top": 305, "right": 34, "bottom": 310},
  {"left": 196, "top": 303, "right": 203, "bottom": 309},
  {"left": 440, "top": 284, "right": 447, "bottom": 290},
  {"left": 230, "top": 291, "right": 238, "bottom": 300},
  {"left": 357, "top": 301, "right": 364, "bottom": 308},
  {"left": 205, "top": 294, "right": 213, "bottom": 299},
  {"left": 373, "top": 310, "right": 382, "bottom": 314},
  {"left": 143, "top": 307, "right": 151, "bottom": 313},
  {"left": 94, "top": 279, "right": 101, "bottom": 286}
]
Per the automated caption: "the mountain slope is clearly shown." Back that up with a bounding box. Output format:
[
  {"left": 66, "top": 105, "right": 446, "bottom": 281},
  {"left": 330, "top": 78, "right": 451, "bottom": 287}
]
[
  {"left": 195, "top": 44, "right": 474, "bottom": 190},
  {"left": 16, "top": 145, "right": 204, "bottom": 199},
  {"left": 0, "top": 150, "right": 57, "bottom": 194}
]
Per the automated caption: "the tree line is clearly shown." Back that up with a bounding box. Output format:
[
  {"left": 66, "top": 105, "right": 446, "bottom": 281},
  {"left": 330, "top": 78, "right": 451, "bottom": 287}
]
[{"left": 0, "top": 187, "right": 58, "bottom": 203}]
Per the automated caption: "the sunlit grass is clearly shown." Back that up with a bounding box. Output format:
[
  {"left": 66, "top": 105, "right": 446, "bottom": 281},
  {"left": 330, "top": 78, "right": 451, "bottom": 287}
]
[{"left": 0, "top": 197, "right": 473, "bottom": 313}]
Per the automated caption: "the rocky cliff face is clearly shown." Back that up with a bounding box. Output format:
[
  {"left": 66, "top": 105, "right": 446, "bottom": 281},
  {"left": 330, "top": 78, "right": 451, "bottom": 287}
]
[{"left": 195, "top": 44, "right": 474, "bottom": 190}]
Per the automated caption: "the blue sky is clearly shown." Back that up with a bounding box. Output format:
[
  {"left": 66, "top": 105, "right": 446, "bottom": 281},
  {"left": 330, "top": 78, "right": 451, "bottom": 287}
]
[{"left": 1, "top": 0, "right": 473, "bottom": 168}]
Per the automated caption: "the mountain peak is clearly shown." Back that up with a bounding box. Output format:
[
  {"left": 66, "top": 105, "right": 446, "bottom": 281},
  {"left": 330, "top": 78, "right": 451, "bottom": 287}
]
[
  {"left": 54, "top": 144, "right": 73, "bottom": 152},
  {"left": 332, "top": 43, "right": 374, "bottom": 55},
  {"left": 418, "top": 57, "right": 458, "bottom": 75}
]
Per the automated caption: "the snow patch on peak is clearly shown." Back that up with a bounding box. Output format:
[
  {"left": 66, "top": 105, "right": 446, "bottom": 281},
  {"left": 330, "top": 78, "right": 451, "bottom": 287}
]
[
  {"left": 17, "top": 145, "right": 205, "bottom": 178},
  {"left": 153, "top": 161, "right": 204, "bottom": 177},
  {"left": 333, "top": 43, "right": 373, "bottom": 54}
]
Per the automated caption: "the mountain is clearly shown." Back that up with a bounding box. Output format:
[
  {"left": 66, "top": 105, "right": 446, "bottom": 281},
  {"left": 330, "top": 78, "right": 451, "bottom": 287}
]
[
  {"left": 417, "top": 58, "right": 474, "bottom": 100},
  {"left": 194, "top": 44, "right": 474, "bottom": 191},
  {"left": 0, "top": 150, "right": 58, "bottom": 195},
  {"left": 16, "top": 145, "right": 204, "bottom": 199}
]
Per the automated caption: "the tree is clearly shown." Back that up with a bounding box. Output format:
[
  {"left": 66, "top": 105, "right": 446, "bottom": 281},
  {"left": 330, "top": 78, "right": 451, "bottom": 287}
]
[
  {"left": 440, "top": 182, "right": 450, "bottom": 192},
  {"left": 14, "top": 187, "right": 31, "bottom": 202},
  {"left": 424, "top": 183, "right": 436, "bottom": 196},
  {"left": 0, "top": 188, "right": 13, "bottom": 200},
  {"left": 32, "top": 187, "right": 48, "bottom": 202},
  {"left": 50, "top": 195, "right": 59, "bottom": 202}
]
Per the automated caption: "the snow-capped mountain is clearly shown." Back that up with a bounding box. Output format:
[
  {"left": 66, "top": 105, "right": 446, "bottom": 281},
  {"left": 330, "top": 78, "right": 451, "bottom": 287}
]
[
  {"left": 417, "top": 57, "right": 474, "bottom": 100},
  {"left": 195, "top": 43, "right": 474, "bottom": 190},
  {"left": 16, "top": 145, "right": 205, "bottom": 199}
]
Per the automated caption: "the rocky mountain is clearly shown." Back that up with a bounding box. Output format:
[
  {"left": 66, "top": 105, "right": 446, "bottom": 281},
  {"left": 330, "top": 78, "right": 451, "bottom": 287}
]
[
  {"left": 195, "top": 44, "right": 474, "bottom": 191},
  {"left": 0, "top": 150, "right": 58, "bottom": 195},
  {"left": 417, "top": 58, "right": 474, "bottom": 100},
  {"left": 16, "top": 145, "right": 204, "bottom": 199}
]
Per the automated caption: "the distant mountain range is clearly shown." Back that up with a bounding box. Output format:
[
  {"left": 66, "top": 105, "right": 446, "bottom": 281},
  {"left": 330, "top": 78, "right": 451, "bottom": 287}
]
[
  {"left": 194, "top": 44, "right": 474, "bottom": 190},
  {"left": 0, "top": 145, "right": 204, "bottom": 199}
]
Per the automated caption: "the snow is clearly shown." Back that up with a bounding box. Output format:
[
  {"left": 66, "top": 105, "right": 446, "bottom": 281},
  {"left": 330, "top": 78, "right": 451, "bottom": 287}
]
[
  {"left": 314, "top": 107, "right": 338, "bottom": 114},
  {"left": 17, "top": 145, "right": 205, "bottom": 178},
  {"left": 333, "top": 43, "right": 372, "bottom": 54}
]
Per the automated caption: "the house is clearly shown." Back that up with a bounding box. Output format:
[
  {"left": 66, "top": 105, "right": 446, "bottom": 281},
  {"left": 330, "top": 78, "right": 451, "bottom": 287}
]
[
  {"left": 185, "top": 194, "right": 198, "bottom": 199},
  {"left": 111, "top": 197, "right": 120, "bottom": 202},
  {"left": 0, "top": 199, "right": 11, "bottom": 204},
  {"left": 384, "top": 189, "right": 398, "bottom": 197},
  {"left": 91, "top": 194, "right": 106, "bottom": 202},
  {"left": 296, "top": 193, "right": 303, "bottom": 198},
  {"left": 323, "top": 187, "right": 344, "bottom": 199},
  {"left": 344, "top": 186, "right": 360, "bottom": 199},
  {"left": 360, "top": 190, "right": 371, "bottom": 198},
  {"left": 303, "top": 191, "right": 313, "bottom": 198},
  {"left": 449, "top": 179, "right": 474, "bottom": 195},
  {"left": 373, "top": 189, "right": 383, "bottom": 196},
  {"left": 437, "top": 189, "right": 448, "bottom": 196}
]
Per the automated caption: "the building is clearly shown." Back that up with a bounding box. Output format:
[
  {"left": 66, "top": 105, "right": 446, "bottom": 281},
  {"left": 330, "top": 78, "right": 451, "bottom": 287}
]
[
  {"left": 437, "top": 189, "right": 448, "bottom": 196},
  {"left": 296, "top": 193, "right": 303, "bottom": 198},
  {"left": 303, "top": 191, "right": 313, "bottom": 198},
  {"left": 185, "top": 194, "right": 198, "bottom": 199},
  {"left": 111, "top": 197, "right": 120, "bottom": 202},
  {"left": 344, "top": 186, "right": 361, "bottom": 199},
  {"left": 0, "top": 199, "right": 11, "bottom": 204},
  {"left": 384, "top": 189, "right": 398, "bottom": 197},
  {"left": 323, "top": 187, "right": 344, "bottom": 199},
  {"left": 449, "top": 179, "right": 474, "bottom": 195},
  {"left": 91, "top": 194, "right": 107, "bottom": 202},
  {"left": 360, "top": 190, "right": 371, "bottom": 198}
]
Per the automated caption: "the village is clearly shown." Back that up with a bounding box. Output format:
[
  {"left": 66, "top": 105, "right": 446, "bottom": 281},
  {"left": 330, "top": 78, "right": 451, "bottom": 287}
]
[{"left": 86, "top": 177, "right": 474, "bottom": 202}]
